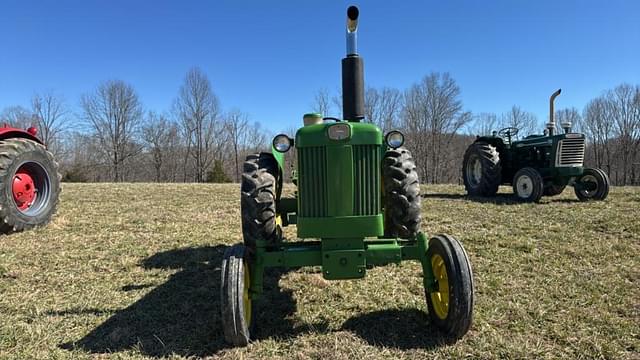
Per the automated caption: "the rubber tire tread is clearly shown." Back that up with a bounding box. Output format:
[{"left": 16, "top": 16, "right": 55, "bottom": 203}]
[
  {"left": 462, "top": 142, "right": 501, "bottom": 197},
  {"left": 241, "top": 153, "right": 278, "bottom": 250},
  {"left": 382, "top": 147, "right": 421, "bottom": 238},
  {"left": 594, "top": 168, "right": 610, "bottom": 200},
  {"left": 575, "top": 167, "right": 609, "bottom": 201},
  {"left": 221, "top": 243, "right": 252, "bottom": 346},
  {"left": 0, "top": 138, "right": 61, "bottom": 234},
  {"left": 512, "top": 167, "right": 544, "bottom": 202},
  {"left": 425, "top": 234, "right": 474, "bottom": 341}
]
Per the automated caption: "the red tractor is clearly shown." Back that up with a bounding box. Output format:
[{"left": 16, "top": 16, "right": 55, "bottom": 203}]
[{"left": 0, "top": 124, "right": 60, "bottom": 233}]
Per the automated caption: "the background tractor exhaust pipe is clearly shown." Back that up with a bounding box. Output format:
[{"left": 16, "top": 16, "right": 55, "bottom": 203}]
[
  {"left": 547, "top": 88, "right": 561, "bottom": 136},
  {"left": 342, "top": 6, "right": 365, "bottom": 121}
]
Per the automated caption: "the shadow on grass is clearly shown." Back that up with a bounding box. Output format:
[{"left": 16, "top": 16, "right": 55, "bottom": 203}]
[
  {"left": 342, "top": 308, "right": 449, "bottom": 350},
  {"left": 342, "top": 309, "right": 451, "bottom": 350},
  {"left": 61, "top": 245, "right": 298, "bottom": 358}
]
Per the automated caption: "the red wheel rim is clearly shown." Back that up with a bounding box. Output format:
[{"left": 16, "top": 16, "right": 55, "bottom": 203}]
[{"left": 13, "top": 166, "right": 38, "bottom": 211}]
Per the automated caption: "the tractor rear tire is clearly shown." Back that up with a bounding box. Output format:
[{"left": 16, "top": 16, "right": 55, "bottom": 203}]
[
  {"left": 425, "top": 234, "right": 474, "bottom": 340},
  {"left": 462, "top": 142, "right": 501, "bottom": 197},
  {"left": 382, "top": 147, "right": 421, "bottom": 239},
  {"left": 221, "top": 243, "right": 254, "bottom": 346},
  {"left": 241, "top": 153, "right": 279, "bottom": 250},
  {"left": 512, "top": 167, "right": 544, "bottom": 202},
  {"left": 0, "top": 138, "right": 61, "bottom": 234},
  {"left": 543, "top": 183, "right": 566, "bottom": 196},
  {"left": 574, "top": 167, "right": 609, "bottom": 201}
]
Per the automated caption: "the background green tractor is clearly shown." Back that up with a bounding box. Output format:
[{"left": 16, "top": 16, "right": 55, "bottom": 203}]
[
  {"left": 221, "top": 6, "right": 474, "bottom": 346},
  {"left": 463, "top": 89, "right": 610, "bottom": 202}
]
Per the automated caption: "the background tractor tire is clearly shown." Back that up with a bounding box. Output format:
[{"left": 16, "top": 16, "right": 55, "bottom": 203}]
[
  {"left": 0, "top": 138, "right": 61, "bottom": 234},
  {"left": 241, "top": 153, "right": 279, "bottom": 250},
  {"left": 543, "top": 183, "right": 566, "bottom": 196},
  {"left": 574, "top": 167, "right": 609, "bottom": 201},
  {"left": 220, "top": 243, "right": 254, "bottom": 346},
  {"left": 462, "top": 142, "right": 501, "bottom": 197},
  {"left": 512, "top": 167, "right": 544, "bottom": 203},
  {"left": 425, "top": 234, "right": 474, "bottom": 340},
  {"left": 382, "top": 147, "right": 421, "bottom": 239},
  {"left": 594, "top": 168, "right": 610, "bottom": 200}
]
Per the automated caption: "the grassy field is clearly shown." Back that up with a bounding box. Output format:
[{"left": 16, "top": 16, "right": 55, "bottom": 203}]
[{"left": 0, "top": 183, "right": 638, "bottom": 359}]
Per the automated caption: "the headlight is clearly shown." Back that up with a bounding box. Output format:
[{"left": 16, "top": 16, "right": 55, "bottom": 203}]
[
  {"left": 327, "top": 123, "right": 350, "bottom": 140},
  {"left": 385, "top": 131, "right": 404, "bottom": 148},
  {"left": 272, "top": 134, "right": 293, "bottom": 152}
]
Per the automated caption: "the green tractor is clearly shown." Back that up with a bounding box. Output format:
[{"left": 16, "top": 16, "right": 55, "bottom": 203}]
[
  {"left": 463, "top": 89, "right": 610, "bottom": 202},
  {"left": 221, "top": 6, "right": 474, "bottom": 346}
]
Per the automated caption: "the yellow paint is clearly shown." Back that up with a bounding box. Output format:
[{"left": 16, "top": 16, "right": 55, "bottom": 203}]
[{"left": 430, "top": 254, "right": 450, "bottom": 320}]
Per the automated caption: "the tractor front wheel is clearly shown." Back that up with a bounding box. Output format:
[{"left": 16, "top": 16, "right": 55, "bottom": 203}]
[
  {"left": 0, "top": 138, "right": 60, "bottom": 233},
  {"left": 574, "top": 168, "right": 609, "bottom": 201},
  {"left": 382, "top": 147, "right": 421, "bottom": 238},
  {"left": 425, "top": 234, "right": 474, "bottom": 340},
  {"left": 221, "top": 243, "right": 254, "bottom": 346},
  {"left": 512, "top": 167, "right": 544, "bottom": 202}
]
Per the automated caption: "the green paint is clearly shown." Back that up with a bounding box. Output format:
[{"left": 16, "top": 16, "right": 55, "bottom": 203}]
[
  {"left": 327, "top": 145, "right": 353, "bottom": 216},
  {"left": 297, "top": 214, "right": 383, "bottom": 238},
  {"left": 271, "top": 144, "right": 285, "bottom": 171},
  {"left": 248, "top": 234, "right": 433, "bottom": 298},
  {"left": 295, "top": 122, "right": 382, "bottom": 147}
]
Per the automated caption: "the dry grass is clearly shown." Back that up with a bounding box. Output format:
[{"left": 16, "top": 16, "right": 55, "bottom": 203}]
[{"left": 0, "top": 183, "right": 638, "bottom": 359}]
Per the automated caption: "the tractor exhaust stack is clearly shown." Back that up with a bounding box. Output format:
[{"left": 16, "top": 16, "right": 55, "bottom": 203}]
[
  {"left": 342, "top": 6, "right": 365, "bottom": 122},
  {"left": 547, "top": 88, "right": 561, "bottom": 136}
]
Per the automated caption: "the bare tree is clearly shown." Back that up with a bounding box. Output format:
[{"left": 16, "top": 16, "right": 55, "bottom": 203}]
[
  {"left": 468, "top": 112, "right": 499, "bottom": 136},
  {"left": 81, "top": 80, "right": 143, "bottom": 182},
  {"left": 141, "top": 112, "right": 179, "bottom": 182},
  {"left": 31, "top": 91, "right": 69, "bottom": 154},
  {"left": 583, "top": 97, "right": 614, "bottom": 173},
  {"left": 365, "top": 87, "right": 402, "bottom": 133},
  {"left": 500, "top": 105, "right": 538, "bottom": 137},
  {"left": 0, "top": 106, "right": 33, "bottom": 129},
  {"left": 244, "top": 121, "right": 269, "bottom": 154},
  {"left": 607, "top": 84, "right": 640, "bottom": 185},
  {"left": 174, "top": 67, "right": 221, "bottom": 182},
  {"left": 225, "top": 109, "right": 249, "bottom": 182},
  {"left": 401, "top": 73, "right": 472, "bottom": 183},
  {"left": 58, "top": 131, "right": 105, "bottom": 182},
  {"left": 554, "top": 107, "right": 582, "bottom": 134},
  {"left": 311, "top": 88, "right": 333, "bottom": 117}
]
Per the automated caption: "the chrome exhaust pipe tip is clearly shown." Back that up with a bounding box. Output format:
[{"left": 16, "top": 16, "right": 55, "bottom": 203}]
[{"left": 346, "top": 6, "right": 359, "bottom": 55}]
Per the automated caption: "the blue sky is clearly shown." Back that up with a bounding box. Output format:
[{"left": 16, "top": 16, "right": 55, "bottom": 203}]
[{"left": 1, "top": 1, "right": 638, "bottom": 133}]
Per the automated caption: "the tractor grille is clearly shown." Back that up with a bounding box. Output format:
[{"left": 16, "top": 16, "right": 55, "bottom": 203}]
[
  {"left": 298, "top": 146, "right": 328, "bottom": 217},
  {"left": 298, "top": 145, "right": 381, "bottom": 217},
  {"left": 556, "top": 137, "right": 586, "bottom": 167},
  {"left": 353, "top": 145, "right": 381, "bottom": 215}
]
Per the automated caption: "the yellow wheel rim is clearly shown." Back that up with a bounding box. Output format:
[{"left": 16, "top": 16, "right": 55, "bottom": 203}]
[
  {"left": 430, "top": 254, "right": 450, "bottom": 320},
  {"left": 243, "top": 263, "right": 252, "bottom": 327}
]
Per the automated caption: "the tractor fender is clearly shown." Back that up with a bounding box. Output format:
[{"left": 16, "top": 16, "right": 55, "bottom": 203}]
[
  {"left": 267, "top": 148, "right": 284, "bottom": 201},
  {"left": 271, "top": 145, "right": 285, "bottom": 172},
  {"left": 0, "top": 128, "right": 43, "bottom": 145},
  {"left": 474, "top": 136, "right": 506, "bottom": 154}
]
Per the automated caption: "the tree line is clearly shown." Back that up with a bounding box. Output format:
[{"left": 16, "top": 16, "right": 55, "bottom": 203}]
[
  {"left": 0, "top": 68, "right": 268, "bottom": 183},
  {"left": 311, "top": 75, "right": 640, "bottom": 186},
  {"left": 1, "top": 68, "right": 638, "bottom": 185}
]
